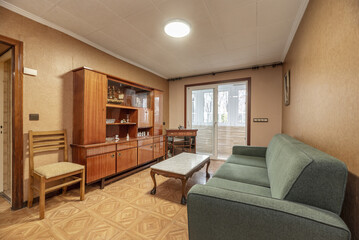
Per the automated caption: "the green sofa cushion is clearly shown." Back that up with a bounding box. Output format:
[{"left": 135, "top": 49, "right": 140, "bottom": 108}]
[
  {"left": 213, "top": 163, "right": 270, "bottom": 187},
  {"left": 267, "top": 135, "right": 312, "bottom": 199},
  {"left": 226, "top": 154, "right": 267, "bottom": 168},
  {"left": 266, "top": 134, "right": 347, "bottom": 215},
  {"left": 284, "top": 141, "right": 348, "bottom": 215},
  {"left": 206, "top": 177, "right": 271, "bottom": 197}
]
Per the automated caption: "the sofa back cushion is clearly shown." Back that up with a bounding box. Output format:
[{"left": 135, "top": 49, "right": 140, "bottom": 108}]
[
  {"left": 266, "top": 134, "right": 348, "bottom": 214},
  {"left": 266, "top": 134, "right": 312, "bottom": 200}
]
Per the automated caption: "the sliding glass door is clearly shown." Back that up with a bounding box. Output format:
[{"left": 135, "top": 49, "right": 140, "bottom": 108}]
[{"left": 187, "top": 81, "right": 248, "bottom": 159}]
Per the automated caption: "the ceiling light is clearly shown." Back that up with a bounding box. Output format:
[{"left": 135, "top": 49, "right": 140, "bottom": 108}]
[{"left": 164, "top": 20, "right": 191, "bottom": 38}]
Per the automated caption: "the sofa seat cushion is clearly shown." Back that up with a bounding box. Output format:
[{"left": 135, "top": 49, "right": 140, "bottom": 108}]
[
  {"left": 226, "top": 154, "right": 267, "bottom": 168},
  {"left": 206, "top": 177, "right": 271, "bottom": 197},
  {"left": 213, "top": 163, "right": 270, "bottom": 187}
]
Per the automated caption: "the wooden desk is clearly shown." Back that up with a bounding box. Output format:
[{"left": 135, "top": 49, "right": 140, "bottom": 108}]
[{"left": 166, "top": 129, "right": 198, "bottom": 158}]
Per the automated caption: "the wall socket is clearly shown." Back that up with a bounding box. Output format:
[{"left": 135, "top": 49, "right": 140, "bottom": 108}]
[
  {"left": 253, "top": 118, "right": 268, "bottom": 122},
  {"left": 29, "top": 114, "right": 39, "bottom": 121}
]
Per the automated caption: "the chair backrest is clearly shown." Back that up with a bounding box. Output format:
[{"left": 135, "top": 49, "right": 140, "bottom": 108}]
[{"left": 28, "top": 130, "right": 68, "bottom": 174}]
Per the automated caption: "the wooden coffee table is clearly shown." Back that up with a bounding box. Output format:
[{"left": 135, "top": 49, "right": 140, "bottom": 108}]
[{"left": 150, "top": 152, "right": 210, "bottom": 205}]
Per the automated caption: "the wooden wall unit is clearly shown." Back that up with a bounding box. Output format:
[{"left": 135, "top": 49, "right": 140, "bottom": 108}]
[{"left": 72, "top": 67, "right": 165, "bottom": 187}]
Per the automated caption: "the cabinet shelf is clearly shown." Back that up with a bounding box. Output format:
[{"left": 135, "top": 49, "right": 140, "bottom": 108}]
[
  {"left": 106, "top": 104, "right": 138, "bottom": 110},
  {"left": 106, "top": 122, "right": 137, "bottom": 126}
]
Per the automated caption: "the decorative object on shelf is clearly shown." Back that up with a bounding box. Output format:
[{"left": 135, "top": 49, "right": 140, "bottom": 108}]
[
  {"left": 284, "top": 70, "right": 290, "bottom": 106},
  {"left": 126, "top": 133, "right": 130, "bottom": 140},
  {"left": 178, "top": 125, "right": 184, "bottom": 130},
  {"left": 116, "top": 88, "right": 124, "bottom": 101},
  {"left": 106, "top": 137, "right": 114, "bottom": 141},
  {"left": 106, "top": 119, "right": 115, "bottom": 124},
  {"left": 115, "top": 135, "right": 120, "bottom": 141},
  {"left": 108, "top": 86, "right": 115, "bottom": 99}
]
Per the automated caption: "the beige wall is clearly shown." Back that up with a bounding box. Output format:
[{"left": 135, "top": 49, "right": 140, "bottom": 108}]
[
  {"left": 282, "top": 0, "right": 359, "bottom": 238},
  {"left": 0, "top": 7, "right": 169, "bottom": 200},
  {"left": 169, "top": 66, "right": 282, "bottom": 147}
]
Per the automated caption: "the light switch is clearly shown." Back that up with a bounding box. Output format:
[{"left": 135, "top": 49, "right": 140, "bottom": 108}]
[
  {"left": 29, "top": 114, "right": 39, "bottom": 121},
  {"left": 253, "top": 118, "right": 268, "bottom": 123}
]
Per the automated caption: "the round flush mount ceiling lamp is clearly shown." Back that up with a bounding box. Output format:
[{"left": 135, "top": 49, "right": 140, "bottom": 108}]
[{"left": 164, "top": 20, "right": 191, "bottom": 38}]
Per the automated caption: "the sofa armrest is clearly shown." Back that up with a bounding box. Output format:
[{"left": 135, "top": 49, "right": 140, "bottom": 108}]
[
  {"left": 187, "top": 185, "right": 350, "bottom": 240},
  {"left": 232, "top": 145, "right": 267, "bottom": 157}
]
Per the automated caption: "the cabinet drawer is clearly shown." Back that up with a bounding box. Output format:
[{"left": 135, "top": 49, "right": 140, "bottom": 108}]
[
  {"left": 86, "top": 145, "right": 116, "bottom": 156},
  {"left": 138, "top": 144, "right": 153, "bottom": 165},
  {"left": 86, "top": 152, "right": 116, "bottom": 183},
  {"left": 117, "top": 141, "right": 137, "bottom": 151},
  {"left": 117, "top": 148, "right": 137, "bottom": 173},
  {"left": 138, "top": 138, "right": 153, "bottom": 147}
]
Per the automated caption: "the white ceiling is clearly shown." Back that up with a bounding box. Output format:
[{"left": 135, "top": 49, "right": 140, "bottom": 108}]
[{"left": 1, "top": 0, "right": 308, "bottom": 79}]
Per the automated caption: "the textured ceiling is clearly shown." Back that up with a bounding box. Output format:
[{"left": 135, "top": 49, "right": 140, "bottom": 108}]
[{"left": 1, "top": 0, "right": 308, "bottom": 78}]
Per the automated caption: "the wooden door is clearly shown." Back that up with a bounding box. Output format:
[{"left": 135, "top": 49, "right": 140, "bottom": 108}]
[
  {"left": 154, "top": 141, "right": 164, "bottom": 159},
  {"left": 83, "top": 70, "right": 107, "bottom": 144},
  {"left": 153, "top": 90, "right": 163, "bottom": 135},
  {"left": 86, "top": 152, "right": 116, "bottom": 183},
  {"left": 117, "top": 148, "right": 137, "bottom": 173},
  {"left": 138, "top": 108, "right": 153, "bottom": 128},
  {"left": 138, "top": 144, "right": 153, "bottom": 165}
]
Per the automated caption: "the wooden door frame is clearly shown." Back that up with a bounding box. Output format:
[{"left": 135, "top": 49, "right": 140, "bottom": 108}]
[
  {"left": 0, "top": 35, "right": 24, "bottom": 210},
  {"left": 184, "top": 77, "right": 251, "bottom": 146}
]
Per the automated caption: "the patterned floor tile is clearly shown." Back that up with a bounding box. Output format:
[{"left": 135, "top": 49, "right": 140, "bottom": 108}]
[
  {"left": 159, "top": 222, "right": 189, "bottom": 240},
  {"left": 43, "top": 203, "right": 81, "bottom": 226},
  {"left": 129, "top": 212, "right": 172, "bottom": 240},
  {"left": 0, "top": 221, "right": 49, "bottom": 240},
  {"left": 108, "top": 205, "right": 146, "bottom": 229},
  {"left": 0, "top": 160, "right": 223, "bottom": 240},
  {"left": 153, "top": 200, "right": 183, "bottom": 218},
  {"left": 174, "top": 207, "right": 188, "bottom": 225},
  {"left": 111, "top": 231, "right": 148, "bottom": 240},
  {"left": 115, "top": 187, "right": 143, "bottom": 203}
]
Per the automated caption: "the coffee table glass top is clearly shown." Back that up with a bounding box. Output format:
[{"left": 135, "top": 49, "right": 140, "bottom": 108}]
[{"left": 151, "top": 152, "right": 210, "bottom": 176}]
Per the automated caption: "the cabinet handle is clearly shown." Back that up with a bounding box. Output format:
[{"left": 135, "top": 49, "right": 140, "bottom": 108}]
[
  {"left": 118, "top": 153, "right": 121, "bottom": 157},
  {"left": 150, "top": 146, "right": 153, "bottom": 149},
  {"left": 111, "top": 154, "right": 115, "bottom": 158}
]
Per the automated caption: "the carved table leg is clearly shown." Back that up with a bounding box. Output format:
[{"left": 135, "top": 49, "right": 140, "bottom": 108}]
[
  {"left": 150, "top": 170, "right": 157, "bottom": 195},
  {"left": 181, "top": 178, "right": 188, "bottom": 205},
  {"left": 206, "top": 161, "right": 211, "bottom": 178}
]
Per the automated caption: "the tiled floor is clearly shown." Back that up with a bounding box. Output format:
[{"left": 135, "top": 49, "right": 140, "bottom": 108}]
[{"left": 0, "top": 160, "right": 224, "bottom": 240}]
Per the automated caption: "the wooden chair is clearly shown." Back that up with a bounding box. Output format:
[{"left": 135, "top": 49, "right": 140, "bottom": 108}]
[{"left": 28, "top": 130, "right": 85, "bottom": 219}]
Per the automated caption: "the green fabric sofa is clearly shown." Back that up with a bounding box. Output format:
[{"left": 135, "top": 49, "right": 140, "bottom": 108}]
[{"left": 187, "top": 134, "right": 350, "bottom": 240}]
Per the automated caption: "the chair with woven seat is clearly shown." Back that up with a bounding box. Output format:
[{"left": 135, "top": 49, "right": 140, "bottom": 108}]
[{"left": 28, "top": 130, "right": 85, "bottom": 219}]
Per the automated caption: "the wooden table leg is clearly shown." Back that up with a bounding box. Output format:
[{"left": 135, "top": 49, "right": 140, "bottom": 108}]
[
  {"left": 206, "top": 160, "right": 211, "bottom": 178},
  {"left": 150, "top": 170, "right": 157, "bottom": 195},
  {"left": 181, "top": 178, "right": 188, "bottom": 205}
]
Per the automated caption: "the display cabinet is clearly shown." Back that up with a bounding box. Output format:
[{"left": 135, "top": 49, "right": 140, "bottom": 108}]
[{"left": 71, "top": 67, "right": 165, "bottom": 188}]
